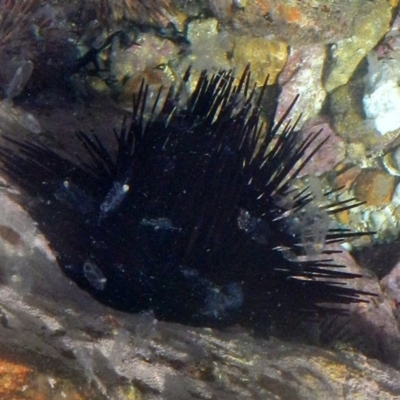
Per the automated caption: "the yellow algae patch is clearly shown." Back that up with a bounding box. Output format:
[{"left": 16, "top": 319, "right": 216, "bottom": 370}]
[{"left": 234, "top": 37, "right": 288, "bottom": 86}]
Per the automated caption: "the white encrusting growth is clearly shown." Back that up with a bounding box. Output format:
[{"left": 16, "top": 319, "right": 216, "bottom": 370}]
[{"left": 363, "top": 54, "right": 400, "bottom": 135}]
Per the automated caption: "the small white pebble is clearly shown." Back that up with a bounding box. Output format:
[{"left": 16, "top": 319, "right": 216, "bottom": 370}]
[
  {"left": 392, "top": 183, "right": 400, "bottom": 205},
  {"left": 340, "top": 242, "right": 352, "bottom": 252},
  {"left": 47, "top": 377, "right": 56, "bottom": 389}
]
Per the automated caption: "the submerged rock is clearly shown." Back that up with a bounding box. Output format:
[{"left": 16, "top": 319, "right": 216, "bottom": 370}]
[{"left": 353, "top": 169, "right": 396, "bottom": 207}]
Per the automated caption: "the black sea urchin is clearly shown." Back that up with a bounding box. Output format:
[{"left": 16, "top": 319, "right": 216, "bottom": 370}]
[{"left": 0, "top": 68, "right": 370, "bottom": 329}]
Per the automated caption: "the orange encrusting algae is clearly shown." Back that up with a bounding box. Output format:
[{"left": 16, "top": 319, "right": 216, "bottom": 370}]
[
  {"left": 277, "top": 4, "right": 302, "bottom": 23},
  {"left": 0, "top": 357, "right": 96, "bottom": 399},
  {"left": 254, "top": 0, "right": 270, "bottom": 15},
  {"left": 0, "top": 359, "right": 33, "bottom": 398}
]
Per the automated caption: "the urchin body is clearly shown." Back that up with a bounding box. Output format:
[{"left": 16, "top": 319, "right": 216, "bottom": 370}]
[{"left": 0, "top": 69, "right": 369, "bottom": 329}]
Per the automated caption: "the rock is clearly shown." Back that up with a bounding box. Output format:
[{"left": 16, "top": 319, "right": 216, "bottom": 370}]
[
  {"left": 186, "top": 18, "right": 233, "bottom": 72},
  {"left": 324, "top": 0, "right": 392, "bottom": 92},
  {"left": 363, "top": 56, "right": 400, "bottom": 136},
  {"left": 206, "top": 0, "right": 234, "bottom": 20},
  {"left": 362, "top": 7, "right": 400, "bottom": 136},
  {"left": 324, "top": 244, "right": 400, "bottom": 367},
  {"left": 328, "top": 80, "right": 380, "bottom": 149},
  {"left": 298, "top": 120, "right": 346, "bottom": 177},
  {"left": 353, "top": 169, "right": 396, "bottom": 206},
  {"left": 233, "top": 36, "right": 288, "bottom": 86},
  {"left": 100, "top": 32, "right": 180, "bottom": 111},
  {"left": 276, "top": 44, "right": 327, "bottom": 128},
  {"left": 334, "top": 165, "right": 362, "bottom": 191},
  {"left": 381, "top": 262, "right": 400, "bottom": 319}
]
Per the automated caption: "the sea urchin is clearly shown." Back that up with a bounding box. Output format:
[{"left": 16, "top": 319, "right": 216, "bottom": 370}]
[{"left": 0, "top": 68, "right": 371, "bottom": 330}]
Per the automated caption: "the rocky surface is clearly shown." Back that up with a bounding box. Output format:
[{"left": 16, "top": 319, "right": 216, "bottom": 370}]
[
  {"left": 353, "top": 170, "right": 396, "bottom": 207},
  {"left": 323, "top": 0, "right": 392, "bottom": 92},
  {"left": 277, "top": 44, "right": 327, "bottom": 128}
]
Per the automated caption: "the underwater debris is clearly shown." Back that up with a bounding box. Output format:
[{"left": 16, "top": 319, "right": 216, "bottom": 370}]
[
  {"left": 202, "top": 281, "right": 244, "bottom": 320},
  {"left": 83, "top": 260, "right": 107, "bottom": 291},
  {"left": 140, "top": 217, "right": 182, "bottom": 232},
  {"left": 55, "top": 180, "right": 97, "bottom": 215},
  {"left": 100, "top": 181, "right": 130, "bottom": 220},
  {"left": 0, "top": 67, "right": 373, "bottom": 330},
  {"left": 4, "top": 60, "right": 33, "bottom": 103}
]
